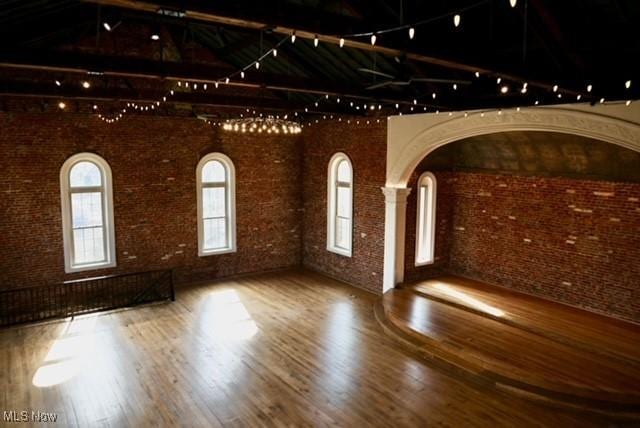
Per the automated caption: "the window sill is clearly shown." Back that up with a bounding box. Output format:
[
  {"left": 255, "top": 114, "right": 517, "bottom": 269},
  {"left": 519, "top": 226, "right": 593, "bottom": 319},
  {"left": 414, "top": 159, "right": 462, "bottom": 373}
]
[
  {"left": 414, "top": 260, "right": 435, "bottom": 267},
  {"left": 327, "top": 245, "right": 352, "bottom": 258},
  {"left": 199, "top": 247, "right": 236, "bottom": 257},
  {"left": 65, "top": 260, "right": 116, "bottom": 274}
]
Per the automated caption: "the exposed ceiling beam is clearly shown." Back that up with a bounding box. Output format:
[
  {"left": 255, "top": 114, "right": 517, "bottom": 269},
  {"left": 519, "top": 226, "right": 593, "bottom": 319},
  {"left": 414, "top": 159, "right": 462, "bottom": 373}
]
[
  {"left": 82, "top": 0, "right": 579, "bottom": 95},
  {"left": 0, "top": 50, "right": 421, "bottom": 106},
  {"left": 0, "top": 80, "right": 354, "bottom": 114}
]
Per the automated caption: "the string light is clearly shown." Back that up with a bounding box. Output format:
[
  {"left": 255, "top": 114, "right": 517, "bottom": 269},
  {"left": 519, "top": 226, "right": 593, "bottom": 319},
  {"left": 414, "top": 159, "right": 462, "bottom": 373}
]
[
  {"left": 339, "top": 38, "right": 345, "bottom": 48},
  {"left": 625, "top": 80, "right": 632, "bottom": 89},
  {"left": 93, "top": 104, "right": 98, "bottom": 110},
  {"left": 496, "top": 77, "right": 502, "bottom": 84},
  {"left": 409, "top": 27, "right": 415, "bottom": 39},
  {"left": 587, "top": 84, "right": 593, "bottom": 92},
  {"left": 81, "top": 81, "right": 90, "bottom": 89},
  {"left": 475, "top": 71, "right": 480, "bottom": 78},
  {"left": 510, "top": 0, "right": 517, "bottom": 7},
  {"left": 273, "top": 49, "right": 278, "bottom": 57},
  {"left": 255, "top": 61, "right": 260, "bottom": 69},
  {"left": 576, "top": 94, "right": 582, "bottom": 100},
  {"left": 552, "top": 85, "right": 558, "bottom": 92},
  {"left": 453, "top": 14, "right": 461, "bottom": 28},
  {"left": 626, "top": 100, "right": 632, "bottom": 106},
  {"left": 150, "top": 34, "right": 160, "bottom": 41},
  {"left": 371, "top": 34, "right": 377, "bottom": 45},
  {"left": 240, "top": 71, "right": 245, "bottom": 79},
  {"left": 600, "top": 97, "right": 605, "bottom": 104},
  {"left": 500, "top": 85, "right": 509, "bottom": 93},
  {"left": 453, "top": 83, "right": 458, "bottom": 90},
  {"left": 58, "top": 101, "right": 66, "bottom": 110},
  {"left": 291, "top": 33, "right": 296, "bottom": 43},
  {"left": 314, "top": 35, "right": 319, "bottom": 47},
  {"left": 55, "top": 80, "right": 61, "bottom": 86}
]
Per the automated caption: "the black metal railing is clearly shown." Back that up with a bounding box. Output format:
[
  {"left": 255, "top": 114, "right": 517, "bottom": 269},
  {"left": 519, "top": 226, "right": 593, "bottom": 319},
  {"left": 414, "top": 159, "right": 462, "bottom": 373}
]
[{"left": 0, "top": 269, "right": 175, "bottom": 327}]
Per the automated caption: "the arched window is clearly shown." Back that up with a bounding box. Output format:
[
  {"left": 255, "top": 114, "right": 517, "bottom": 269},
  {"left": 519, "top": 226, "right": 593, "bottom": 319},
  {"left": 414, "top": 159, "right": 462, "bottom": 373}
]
[
  {"left": 60, "top": 153, "right": 116, "bottom": 273},
  {"left": 415, "top": 172, "right": 437, "bottom": 266},
  {"left": 196, "top": 153, "right": 236, "bottom": 256},
  {"left": 327, "top": 153, "right": 353, "bottom": 257}
]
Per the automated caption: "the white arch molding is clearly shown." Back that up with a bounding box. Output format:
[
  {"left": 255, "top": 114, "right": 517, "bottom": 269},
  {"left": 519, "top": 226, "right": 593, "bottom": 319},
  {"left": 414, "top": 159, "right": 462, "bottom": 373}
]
[{"left": 382, "top": 103, "right": 640, "bottom": 293}]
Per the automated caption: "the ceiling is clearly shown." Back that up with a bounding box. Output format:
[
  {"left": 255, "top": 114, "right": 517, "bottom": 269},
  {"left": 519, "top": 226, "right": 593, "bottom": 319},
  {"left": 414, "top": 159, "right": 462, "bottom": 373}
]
[
  {"left": 419, "top": 131, "right": 640, "bottom": 182},
  {"left": 0, "top": 0, "right": 638, "bottom": 117}
]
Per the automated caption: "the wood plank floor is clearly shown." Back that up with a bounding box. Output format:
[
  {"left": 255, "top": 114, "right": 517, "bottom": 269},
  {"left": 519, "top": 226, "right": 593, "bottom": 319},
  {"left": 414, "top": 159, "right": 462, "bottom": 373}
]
[
  {"left": 379, "top": 276, "right": 640, "bottom": 416},
  {"left": 0, "top": 269, "right": 625, "bottom": 427}
]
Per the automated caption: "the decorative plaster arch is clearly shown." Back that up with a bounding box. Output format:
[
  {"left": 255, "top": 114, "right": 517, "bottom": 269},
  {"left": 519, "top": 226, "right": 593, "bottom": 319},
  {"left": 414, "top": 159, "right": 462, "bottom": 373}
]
[
  {"left": 381, "top": 103, "right": 640, "bottom": 293},
  {"left": 387, "top": 105, "right": 640, "bottom": 187}
]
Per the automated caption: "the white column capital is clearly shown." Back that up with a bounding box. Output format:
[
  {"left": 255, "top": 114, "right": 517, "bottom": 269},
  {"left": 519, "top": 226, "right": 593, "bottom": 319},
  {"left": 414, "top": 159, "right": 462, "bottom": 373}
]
[{"left": 381, "top": 186, "right": 412, "bottom": 203}]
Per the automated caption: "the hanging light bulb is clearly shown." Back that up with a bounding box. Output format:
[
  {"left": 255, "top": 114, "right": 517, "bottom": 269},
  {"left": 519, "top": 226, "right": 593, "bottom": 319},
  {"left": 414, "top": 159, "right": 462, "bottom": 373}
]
[
  {"left": 58, "top": 101, "right": 66, "bottom": 110},
  {"left": 600, "top": 97, "right": 605, "bottom": 104},
  {"left": 576, "top": 94, "right": 582, "bottom": 101},
  {"left": 587, "top": 84, "right": 592, "bottom": 92},
  {"left": 626, "top": 100, "right": 632, "bottom": 106},
  {"left": 475, "top": 71, "right": 480, "bottom": 78},
  {"left": 291, "top": 32, "right": 296, "bottom": 43},
  {"left": 509, "top": 0, "right": 517, "bottom": 7},
  {"left": 55, "top": 80, "right": 61, "bottom": 86},
  {"left": 500, "top": 85, "right": 509, "bottom": 94},
  {"left": 453, "top": 14, "right": 461, "bottom": 27},
  {"left": 553, "top": 84, "right": 558, "bottom": 92},
  {"left": 225, "top": 77, "right": 230, "bottom": 84},
  {"left": 371, "top": 34, "right": 377, "bottom": 45},
  {"left": 81, "top": 81, "right": 90, "bottom": 89},
  {"left": 625, "top": 80, "right": 632, "bottom": 89},
  {"left": 432, "top": 92, "right": 437, "bottom": 99},
  {"left": 314, "top": 35, "right": 319, "bottom": 47},
  {"left": 215, "top": 82, "right": 219, "bottom": 88},
  {"left": 255, "top": 61, "right": 260, "bottom": 69},
  {"left": 409, "top": 27, "right": 415, "bottom": 40},
  {"left": 240, "top": 71, "right": 245, "bottom": 79},
  {"left": 453, "top": 83, "right": 458, "bottom": 90},
  {"left": 273, "top": 49, "right": 277, "bottom": 57},
  {"left": 203, "top": 83, "right": 207, "bottom": 90},
  {"left": 496, "top": 77, "right": 502, "bottom": 84},
  {"left": 339, "top": 38, "right": 345, "bottom": 48}
]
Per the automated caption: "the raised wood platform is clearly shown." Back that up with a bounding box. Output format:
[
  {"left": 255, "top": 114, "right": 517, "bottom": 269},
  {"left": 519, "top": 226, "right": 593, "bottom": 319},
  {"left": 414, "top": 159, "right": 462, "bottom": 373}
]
[{"left": 375, "top": 275, "right": 640, "bottom": 418}]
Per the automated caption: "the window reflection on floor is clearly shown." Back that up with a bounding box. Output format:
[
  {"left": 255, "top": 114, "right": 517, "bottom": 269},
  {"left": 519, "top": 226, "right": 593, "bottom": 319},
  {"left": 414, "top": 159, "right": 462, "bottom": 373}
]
[
  {"left": 198, "top": 289, "right": 258, "bottom": 341},
  {"left": 431, "top": 283, "right": 505, "bottom": 317}
]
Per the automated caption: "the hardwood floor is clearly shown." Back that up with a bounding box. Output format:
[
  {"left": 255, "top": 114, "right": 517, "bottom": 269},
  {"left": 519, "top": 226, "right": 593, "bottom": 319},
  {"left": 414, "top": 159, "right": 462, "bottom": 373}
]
[
  {"left": 378, "top": 276, "right": 640, "bottom": 417},
  {"left": 0, "top": 269, "right": 625, "bottom": 427}
]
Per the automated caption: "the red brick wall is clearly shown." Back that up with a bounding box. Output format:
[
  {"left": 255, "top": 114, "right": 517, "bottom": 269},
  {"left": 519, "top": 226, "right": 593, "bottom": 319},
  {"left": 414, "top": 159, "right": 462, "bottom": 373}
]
[
  {"left": 445, "top": 172, "right": 640, "bottom": 322},
  {"left": 301, "top": 120, "right": 387, "bottom": 294},
  {"left": 0, "top": 111, "right": 302, "bottom": 288}
]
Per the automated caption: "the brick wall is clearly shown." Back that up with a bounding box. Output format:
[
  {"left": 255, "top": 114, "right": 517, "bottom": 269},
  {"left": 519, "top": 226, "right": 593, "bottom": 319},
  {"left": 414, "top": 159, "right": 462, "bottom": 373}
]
[
  {"left": 446, "top": 172, "right": 640, "bottom": 322},
  {"left": 301, "top": 120, "right": 387, "bottom": 294},
  {"left": 0, "top": 111, "right": 302, "bottom": 288}
]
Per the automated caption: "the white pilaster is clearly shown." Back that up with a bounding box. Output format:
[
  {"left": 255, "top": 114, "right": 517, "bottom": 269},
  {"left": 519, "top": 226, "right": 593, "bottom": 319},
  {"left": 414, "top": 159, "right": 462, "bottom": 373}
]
[{"left": 381, "top": 186, "right": 412, "bottom": 293}]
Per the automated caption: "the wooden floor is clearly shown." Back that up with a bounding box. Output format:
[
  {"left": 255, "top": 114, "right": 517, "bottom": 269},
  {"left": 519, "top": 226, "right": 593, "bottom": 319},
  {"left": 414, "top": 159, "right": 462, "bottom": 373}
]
[
  {"left": 0, "top": 269, "right": 630, "bottom": 427},
  {"left": 378, "top": 275, "right": 640, "bottom": 417}
]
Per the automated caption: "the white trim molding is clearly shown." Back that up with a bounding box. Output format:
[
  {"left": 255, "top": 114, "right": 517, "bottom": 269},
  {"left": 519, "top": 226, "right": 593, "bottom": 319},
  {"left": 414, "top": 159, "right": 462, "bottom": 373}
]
[
  {"left": 382, "top": 186, "right": 411, "bottom": 293},
  {"left": 327, "top": 152, "right": 353, "bottom": 257},
  {"left": 60, "top": 152, "right": 117, "bottom": 273},
  {"left": 415, "top": 172, "right": 437, "bottom": 266},
  {"left": 196, "top": 152, "right": 237, "bottom": 256}
]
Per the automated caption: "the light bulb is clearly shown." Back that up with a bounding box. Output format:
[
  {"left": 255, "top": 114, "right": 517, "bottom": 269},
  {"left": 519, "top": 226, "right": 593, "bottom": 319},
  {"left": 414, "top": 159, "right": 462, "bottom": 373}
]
[
  {"left": 255, "top": 61, "right": 260, "bottom": 69},
  {"left": 432, "top": 92, "right": 436, "bottom": 99},
  {"left": 273, "top": 49, "right": 277, "bottom": 57},
  {"left": 291, "top": 33, "right": 296, "bottom": 43},
  {"left": 475, "top": 71, "right": 480, "bottom": 78},
  {"left": 497, "top": 77, "right": 502, "bottom": 84},
  {"left": 501, "top": 85, "right": 509, "bottom": 93},
  {"left": 453, "top": 83, "right": 457, "bottom": 90},
  {"left": 371, "top": 34, "right": 376, "bottom": 45},
  {"left": 81, "top": 81, "right": 90, "bottom": 89},
  {"left": 103, "top": 22, "right": 112, "bottom": 31},
  {"left": 409, "top": 27, "right": 415, "bottom": 39},
  {"left": 151, "top": 34, "right": 160, "bottom": 41},
  {"left": 626, "top": 100, "right": 632, "bottom": 106},
  {"left": 625, "top": 80, "right": 631, "bottom": 89},
  {"left": 600, "top": 97, "right": 605, "bottom": 104},
  {"left": 587, "top": 84, "right": 592, "bottom": 92},
  {"left": 93, "top": 104, "right": 98, "bottom": 110},
  {"left": 577, "top": 94, "right": 581, "bottom": 100},
  {"left": 55, "top": 80, "right": 61, "bottom": 86},
  {"left": 240, "top": 71, "right": 245, "bottom": 79},
  {"left": 510, "top": 0, "right": 517, "bottom": 7},
  {"left": 553, "top": 84, "right": 558, "bottom": 92},
  {"left": 339, "top": 38, "right": 345, "bottom": 48},
  {"left": 453, "top": 14, "right": 461, "bottom": 27},
  {"left": 215, "top": 82, "right": 219, "bottom": 88},
  {"left": 314, "top": 36, "right": 319, "bottom": 47},
  {"left": 225, "top": 77, "right": 230, "bottom": 84},
  {"left": 58, "top": 101, "right": 66, "bottom": 109}
]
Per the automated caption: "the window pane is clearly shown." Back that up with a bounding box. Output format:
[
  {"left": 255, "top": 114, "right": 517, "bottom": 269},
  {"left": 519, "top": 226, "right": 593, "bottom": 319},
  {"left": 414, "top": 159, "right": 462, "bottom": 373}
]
[
  {"left": 71, "top": 192, "right": 103, "bottom": 228},
  {"left": 335, "top": 218, "right": 350, "bottom": 249},
  {"left": 73, "top": 226, "right": 105, "bottom": 264},
  {"left": 336, "top": 186, "right": 351, "bottom": 218},
  {"left": 337, "top": 160, "right": 351, "bottom": 183},
  {"left": 203, "top": 218, "right": 227, "bottom": 250},
  {"left": 202, "top": 160, "right": 226, "bottom": 183},
  {"left": 70, "top": 161, "right": 102, "bottom": 187},
  {"left": 202, "top": 187, "right": 226, "bottom": 218}
]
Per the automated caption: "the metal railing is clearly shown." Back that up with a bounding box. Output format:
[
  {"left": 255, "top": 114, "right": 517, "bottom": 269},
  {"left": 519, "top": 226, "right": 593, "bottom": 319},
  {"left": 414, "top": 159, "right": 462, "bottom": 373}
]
[{"left": 0, "top": 269, "right": 175, "bottom": 327}]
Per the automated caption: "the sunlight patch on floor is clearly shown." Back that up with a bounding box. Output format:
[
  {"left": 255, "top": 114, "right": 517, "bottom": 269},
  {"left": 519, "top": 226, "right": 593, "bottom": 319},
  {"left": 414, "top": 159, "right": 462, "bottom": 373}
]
[{"left": 431, "top": 282, "right": 506, "bottom": 317}]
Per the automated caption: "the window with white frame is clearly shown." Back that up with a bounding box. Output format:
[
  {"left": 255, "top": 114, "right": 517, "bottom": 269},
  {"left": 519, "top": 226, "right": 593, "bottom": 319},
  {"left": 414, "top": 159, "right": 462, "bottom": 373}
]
[
  {"left": 415, "top": 172, "right": 437, "bottom": 266},
  {"left": 60, "top": 153, "right": 116, "bottom": 273},
  {"left": 196, "top": 153, "right": 236, "bottom": 256},
  {"left": 327, "top": 153, "right": 353, "bottom": 257}
]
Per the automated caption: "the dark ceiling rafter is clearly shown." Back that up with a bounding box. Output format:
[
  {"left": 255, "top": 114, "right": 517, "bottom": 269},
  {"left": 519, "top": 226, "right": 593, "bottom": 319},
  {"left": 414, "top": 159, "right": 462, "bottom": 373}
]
[
  {"left": 0, "top": 50, "right": 433, "bottom": 108},
  {"left": 82, "top": 0, "right": 580, "bottom": 96}
]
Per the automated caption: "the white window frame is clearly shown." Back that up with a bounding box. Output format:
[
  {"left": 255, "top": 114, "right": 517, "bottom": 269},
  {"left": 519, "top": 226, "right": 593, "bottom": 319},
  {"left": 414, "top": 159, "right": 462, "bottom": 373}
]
[
  {"left": 196, "top": 153, "right": 237, "bottom": 256},
  {"left": 327, "top": 152, "right": 353, "bottom": 257},
  {"left": 60, "top": 152, "right": 116, "bottom": 273},
  {"left": 415, "top": 172, "right": 437, "bottom": 266}
]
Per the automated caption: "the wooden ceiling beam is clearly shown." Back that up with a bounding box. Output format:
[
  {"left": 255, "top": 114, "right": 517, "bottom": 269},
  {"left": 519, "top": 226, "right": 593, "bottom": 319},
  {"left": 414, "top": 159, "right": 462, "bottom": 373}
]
[{"left": 82, "top": 0, "right": 579, "bottom": 95}]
